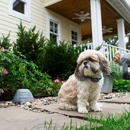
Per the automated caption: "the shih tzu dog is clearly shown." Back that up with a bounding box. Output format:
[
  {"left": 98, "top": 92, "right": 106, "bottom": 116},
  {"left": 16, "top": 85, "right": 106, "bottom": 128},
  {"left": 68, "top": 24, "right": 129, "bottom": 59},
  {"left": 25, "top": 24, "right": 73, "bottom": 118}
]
[{"left": 58, "top": 50, "right": 110, "bottom": 114}]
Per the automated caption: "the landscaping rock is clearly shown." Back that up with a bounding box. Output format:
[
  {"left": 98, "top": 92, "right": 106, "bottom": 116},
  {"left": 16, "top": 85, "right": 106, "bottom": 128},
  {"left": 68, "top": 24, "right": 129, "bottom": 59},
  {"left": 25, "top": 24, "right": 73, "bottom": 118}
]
[{"left": 0, "top": 93, "right": 130, "bottom": 114}]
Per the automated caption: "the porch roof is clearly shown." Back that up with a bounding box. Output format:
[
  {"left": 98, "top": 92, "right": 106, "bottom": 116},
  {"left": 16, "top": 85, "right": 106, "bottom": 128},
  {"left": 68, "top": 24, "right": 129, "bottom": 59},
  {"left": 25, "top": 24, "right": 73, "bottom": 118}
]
[{"left": 44, "top": 0, "right": 130, "bottom": 41}]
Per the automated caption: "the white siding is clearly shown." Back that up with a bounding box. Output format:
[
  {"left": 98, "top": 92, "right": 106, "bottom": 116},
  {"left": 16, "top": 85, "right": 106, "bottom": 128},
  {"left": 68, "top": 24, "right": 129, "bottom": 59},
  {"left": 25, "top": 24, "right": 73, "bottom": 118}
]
[{"left": 0, "top": 0, "right": 81, "bottom": 44}]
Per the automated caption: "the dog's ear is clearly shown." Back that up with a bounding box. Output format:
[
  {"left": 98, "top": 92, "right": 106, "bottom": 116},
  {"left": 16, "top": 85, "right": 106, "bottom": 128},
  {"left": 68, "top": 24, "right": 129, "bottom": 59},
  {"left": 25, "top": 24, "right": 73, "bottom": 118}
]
[
  {"left": 74, "top": 64, "right": 85, "bottom": 81},
  {"left": 97, "top": 53, "right": 111, "bottom": 75}
]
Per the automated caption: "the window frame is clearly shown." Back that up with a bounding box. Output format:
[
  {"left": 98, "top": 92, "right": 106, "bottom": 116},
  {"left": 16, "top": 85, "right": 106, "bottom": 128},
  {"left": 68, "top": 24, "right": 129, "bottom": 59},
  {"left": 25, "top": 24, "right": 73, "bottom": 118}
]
[
  {"left": 9, "top": 0, "right": 31, "bottom": 22},
  {"left": 70, "top": 25, "right": 81, "bottom": 45},
  {"left": 47, "top": 15, "right": 61, "bottom": 44}
]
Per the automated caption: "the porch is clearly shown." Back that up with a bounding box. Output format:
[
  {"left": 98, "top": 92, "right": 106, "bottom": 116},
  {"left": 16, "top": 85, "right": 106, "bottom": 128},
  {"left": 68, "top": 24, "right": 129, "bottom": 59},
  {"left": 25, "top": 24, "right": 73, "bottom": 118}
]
[{"left": 44, "top": 0, "right": 130, "bottom": 53}]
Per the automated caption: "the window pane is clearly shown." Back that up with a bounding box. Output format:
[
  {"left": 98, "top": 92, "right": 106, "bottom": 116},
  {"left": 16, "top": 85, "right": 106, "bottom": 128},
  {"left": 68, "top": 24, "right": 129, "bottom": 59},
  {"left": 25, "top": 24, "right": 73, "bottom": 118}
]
[
  {"left": 55, "top": 28, "right": 58, "bottom": 33},
  {"left": 13, "top": 0, "right": 25, "bottom": 14},
  {"left": 50, "top": 33, "right": 57, "bottom": 43},
  {"left": 72, "top": 41, "right": 77, "bottom": 45},
  {"left": 49, "top": 20, "right": 59, "bottom": 43},
  {"left": 50, "top": 21, "right": 53, "bottom": 27},
  {"left": 71, "top": 30, "right": 78, "bottom": 45},
  {"left": 54, "top": 23, "right": 57, "bottom": 28}
]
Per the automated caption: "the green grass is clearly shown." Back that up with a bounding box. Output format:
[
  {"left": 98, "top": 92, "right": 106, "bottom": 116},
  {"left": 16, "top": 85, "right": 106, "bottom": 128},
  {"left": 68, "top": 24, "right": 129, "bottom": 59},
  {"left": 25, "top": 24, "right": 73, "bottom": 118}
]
[
  {"left": 85, "top": 110, "right": 130, "bottom": 130},
  {"left": 26, "top": 110, "right": 130, "bottom": 130}
]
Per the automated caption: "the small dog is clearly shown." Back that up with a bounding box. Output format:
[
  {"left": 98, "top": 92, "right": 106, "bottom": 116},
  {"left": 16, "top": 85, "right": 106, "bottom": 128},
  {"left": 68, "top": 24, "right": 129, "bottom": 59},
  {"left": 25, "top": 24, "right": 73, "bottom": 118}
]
[{"left": 58, "top": 50, "right": 110, "bottom": 113}]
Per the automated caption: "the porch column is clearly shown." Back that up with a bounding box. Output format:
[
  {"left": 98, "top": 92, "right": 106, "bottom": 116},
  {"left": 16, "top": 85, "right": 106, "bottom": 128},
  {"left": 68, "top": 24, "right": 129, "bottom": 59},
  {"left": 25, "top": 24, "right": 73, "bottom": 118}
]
[
  {"left": 90, "top": 0, "right": 103, "bottom": 52},
  {"left": 117, "top": 19, "right": 126, "bottom": 49}
]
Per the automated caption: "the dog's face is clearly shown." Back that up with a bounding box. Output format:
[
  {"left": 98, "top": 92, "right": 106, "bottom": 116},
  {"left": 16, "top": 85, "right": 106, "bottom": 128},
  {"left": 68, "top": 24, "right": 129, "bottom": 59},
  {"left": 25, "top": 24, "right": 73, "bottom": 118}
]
[{"left": 75, "top": 50, "right": 110, "bottom": 81}]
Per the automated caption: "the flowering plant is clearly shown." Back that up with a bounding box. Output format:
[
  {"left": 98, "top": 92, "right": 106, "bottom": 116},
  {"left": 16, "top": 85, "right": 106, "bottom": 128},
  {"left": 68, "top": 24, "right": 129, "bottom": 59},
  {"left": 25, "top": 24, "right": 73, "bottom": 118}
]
[
  {"left": 0, "top": 89, "right": 4, "bottom": 95},
  {"left": 54, "top": 79, "right": 66, "bottom": 84},
  {"left": 50, "top": 79, "right": 65, "bottom": 96},
  {"left": 0, "top": 47, "right": 8, "bottom": 95}
]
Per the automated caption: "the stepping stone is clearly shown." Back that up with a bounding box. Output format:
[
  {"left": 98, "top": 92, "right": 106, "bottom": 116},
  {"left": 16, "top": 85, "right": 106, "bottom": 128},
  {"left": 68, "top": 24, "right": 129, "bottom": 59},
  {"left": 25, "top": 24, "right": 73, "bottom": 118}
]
[
  {"left": 99, "top": 97, "right": 130, "bottom": 104},
  {"left": 36, "top": 103, "right": 130, "bottom": 119}
]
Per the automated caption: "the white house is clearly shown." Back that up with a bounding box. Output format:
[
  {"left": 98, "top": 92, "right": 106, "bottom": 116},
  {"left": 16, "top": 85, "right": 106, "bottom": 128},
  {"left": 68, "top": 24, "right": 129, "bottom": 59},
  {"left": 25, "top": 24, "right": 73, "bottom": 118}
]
[{"left": 0, "top": 0, "right": 130, "bottom": 53}]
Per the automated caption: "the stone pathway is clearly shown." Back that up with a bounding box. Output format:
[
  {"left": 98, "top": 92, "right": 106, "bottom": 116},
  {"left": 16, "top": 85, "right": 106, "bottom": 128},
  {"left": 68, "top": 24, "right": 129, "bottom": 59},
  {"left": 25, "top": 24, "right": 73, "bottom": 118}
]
[
  {"left": 0, "top": 92, "right": 130, "bottom": 130},
  {"left": 0, "top": 92, "right": 130, "bottom": 112},
  {"left": 0, "top": 106, "right": 91, "bottom": 130}
]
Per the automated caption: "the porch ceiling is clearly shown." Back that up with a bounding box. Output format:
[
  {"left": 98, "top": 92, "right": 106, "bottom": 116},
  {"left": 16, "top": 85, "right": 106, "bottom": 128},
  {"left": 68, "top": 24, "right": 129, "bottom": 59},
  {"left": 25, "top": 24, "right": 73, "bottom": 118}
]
[{"left": 45, "top": 0, "right": 130, "bottom": 41}]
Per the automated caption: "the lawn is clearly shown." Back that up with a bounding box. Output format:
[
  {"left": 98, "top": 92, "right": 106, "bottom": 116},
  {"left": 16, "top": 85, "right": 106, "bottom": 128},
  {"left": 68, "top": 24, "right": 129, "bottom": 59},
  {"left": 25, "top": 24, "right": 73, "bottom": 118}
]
[{"left": 28, "top": 110, "right": 130, "bottom": 130}]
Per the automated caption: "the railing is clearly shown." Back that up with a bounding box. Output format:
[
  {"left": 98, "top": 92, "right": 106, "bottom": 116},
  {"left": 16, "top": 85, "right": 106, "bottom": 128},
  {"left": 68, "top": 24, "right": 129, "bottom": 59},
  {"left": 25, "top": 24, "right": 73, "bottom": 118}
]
[
  {"left": 85, "top": 43, "right": 130, "bottom": 62},
  {"left": 102, "top": 43, "right": 130, "bottom": 62}
]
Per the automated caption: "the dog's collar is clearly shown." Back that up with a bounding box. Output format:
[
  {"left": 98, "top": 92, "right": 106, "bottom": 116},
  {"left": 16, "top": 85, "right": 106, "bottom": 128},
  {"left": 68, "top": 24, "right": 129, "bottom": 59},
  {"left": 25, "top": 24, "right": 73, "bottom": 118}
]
[{"left": 85, "top": 75, "right": 102, "bottom": 82}]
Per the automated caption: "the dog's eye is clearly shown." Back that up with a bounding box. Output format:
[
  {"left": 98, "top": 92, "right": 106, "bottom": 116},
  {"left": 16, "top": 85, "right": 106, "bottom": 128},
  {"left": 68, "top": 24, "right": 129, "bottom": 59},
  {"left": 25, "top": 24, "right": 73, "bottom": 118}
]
[{"left": 88, "top": 58, "right": 94, "bottom": 62}]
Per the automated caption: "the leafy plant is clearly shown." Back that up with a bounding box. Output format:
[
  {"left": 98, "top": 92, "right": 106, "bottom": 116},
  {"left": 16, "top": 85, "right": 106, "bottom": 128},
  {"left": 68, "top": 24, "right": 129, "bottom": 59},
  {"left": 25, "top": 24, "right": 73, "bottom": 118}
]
[
  {"left": 0, "top": 32, "right": 12, "bottom": 50},
  {"left": 13, "top": 21, "right": 47, "bottom": 71},
  {"left": 0, "top": 47, "right": 9, "bottom": 94},
  {"left": 42, "top": 40, "right": 81, "bottom": 79},
  {"left": 103, "top": 36, "right": 118, "bottom": 46},
  {"left": 49, "top": 79, "right": 66, "bottom": 96},
  {"left": 113, "top": 79, "right": 130, "bottom": 92},
  {"left": 0, "top": 48, "right": 54, "bottom": 96},
  {"left": 109, "top": 61, "right": 123, "bottom": 79}
]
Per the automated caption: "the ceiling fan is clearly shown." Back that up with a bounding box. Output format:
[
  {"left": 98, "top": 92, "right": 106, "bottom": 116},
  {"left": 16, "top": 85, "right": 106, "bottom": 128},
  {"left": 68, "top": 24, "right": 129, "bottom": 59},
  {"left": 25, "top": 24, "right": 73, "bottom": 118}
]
[
  {"left": 102, "top": 26, "right": 113, "bottom": 34},
  {"left": 72, "top": 11, "right": 91, "bottom": 22}
]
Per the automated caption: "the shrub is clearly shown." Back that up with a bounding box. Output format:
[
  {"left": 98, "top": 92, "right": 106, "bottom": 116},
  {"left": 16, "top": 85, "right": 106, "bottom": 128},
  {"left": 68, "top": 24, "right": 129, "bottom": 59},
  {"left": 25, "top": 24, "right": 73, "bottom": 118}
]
[
  {"left": 0, "top": 48, "right": 54, "bottom": 96},
  {"left": 109, "top": 61, "right": 123, "bottom": 80},
  {"left": 0, "top": 32, "right": 12, "bottom": 50},
  {"left": 13, "top": 21, "right": 47, "bottom": 71},
  {"left": 113, "top": 79, "right": 130, "bottom": 92},
  {"left": 42, "top": 40, "right": 83, "bottom": 79},
  {"left": 13, "top": 22, "right": 89, "bottom": 79}
]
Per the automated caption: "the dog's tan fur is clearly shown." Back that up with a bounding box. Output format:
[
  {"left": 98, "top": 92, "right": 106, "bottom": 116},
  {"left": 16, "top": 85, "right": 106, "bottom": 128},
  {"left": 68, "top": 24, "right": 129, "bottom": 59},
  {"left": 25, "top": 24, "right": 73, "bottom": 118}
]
[
  {"left": 58, "top": 50, "right": 110, "bottom": 113},
  {"left": 113, "top": 53, "right": 121, "bottom": 65}
]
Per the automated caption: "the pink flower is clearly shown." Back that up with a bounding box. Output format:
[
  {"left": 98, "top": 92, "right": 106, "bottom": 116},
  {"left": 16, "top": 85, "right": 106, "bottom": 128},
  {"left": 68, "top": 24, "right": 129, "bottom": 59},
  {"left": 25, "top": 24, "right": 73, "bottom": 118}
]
[
  {"left": 54, "top": 79, "right": 60, "bottom": 83},
  {"left": 1, "top": 47, "right": 5, "bottom": 52},
  {"left": 3, "top": 69, "right": 8, "bottom": 74},
  {"left": 1, "top": 89, "right": 4, "bottom": 93},
  {"left": 62, "top": 81, "right": 66, "bottom": 84}
]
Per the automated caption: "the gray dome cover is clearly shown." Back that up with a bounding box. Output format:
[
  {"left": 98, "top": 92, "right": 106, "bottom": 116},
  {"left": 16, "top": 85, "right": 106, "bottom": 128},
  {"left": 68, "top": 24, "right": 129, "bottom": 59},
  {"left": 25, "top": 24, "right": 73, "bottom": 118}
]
[{"left": 13, "top": 89, "right": 34, "bottom": 103}]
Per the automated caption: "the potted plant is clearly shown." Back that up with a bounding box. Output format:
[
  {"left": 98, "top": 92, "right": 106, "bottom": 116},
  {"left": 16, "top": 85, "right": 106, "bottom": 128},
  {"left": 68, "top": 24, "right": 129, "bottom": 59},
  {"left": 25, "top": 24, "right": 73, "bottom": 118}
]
[{"left": 101, "top": 61, "right": 123, "bottom": 93}]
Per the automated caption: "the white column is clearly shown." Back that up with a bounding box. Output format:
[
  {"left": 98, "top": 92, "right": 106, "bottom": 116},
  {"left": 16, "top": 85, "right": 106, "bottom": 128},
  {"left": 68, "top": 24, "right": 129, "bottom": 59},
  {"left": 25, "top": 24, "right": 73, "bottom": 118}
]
[
  {"left": 90, "top": 0, "right": 103, "bottom": 52},
  {"left": 117, "top": 19, "right": 126, "bottom": 49}
]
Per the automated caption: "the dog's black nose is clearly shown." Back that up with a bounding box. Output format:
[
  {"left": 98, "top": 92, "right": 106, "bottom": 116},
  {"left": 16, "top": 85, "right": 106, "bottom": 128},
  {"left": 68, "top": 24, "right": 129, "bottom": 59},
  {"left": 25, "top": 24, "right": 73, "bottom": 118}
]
[{"left": 83, "top": 61, "right": 88, "bottom": 65}]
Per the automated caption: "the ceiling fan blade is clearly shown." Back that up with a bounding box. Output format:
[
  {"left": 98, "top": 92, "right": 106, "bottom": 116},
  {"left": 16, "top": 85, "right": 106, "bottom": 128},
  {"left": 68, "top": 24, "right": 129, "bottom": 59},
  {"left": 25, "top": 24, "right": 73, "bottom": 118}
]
[
  {"left": 84, "top": 13, "right": 90, "bottom": 16},
  {"left": 107, "top": 28, "right": 113, "bottom": 31},
  {"left": 86, "top": 17, "right": 91, "bottom": 19},
  {"left": 72, "top": 17, "right": 79, "bottom": 19},
  {"left": 107, "top": 30, "right": 112, "bottom": 33},
  {"left": 74, "top": 13, "right": 80, "bottom": 16}
]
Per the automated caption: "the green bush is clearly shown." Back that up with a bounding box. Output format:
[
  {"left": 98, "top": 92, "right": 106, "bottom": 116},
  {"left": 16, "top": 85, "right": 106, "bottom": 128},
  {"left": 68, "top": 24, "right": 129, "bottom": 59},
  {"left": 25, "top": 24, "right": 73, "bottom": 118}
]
[
  {"left": 13, "top": 21, "right": 47, "bottom": 71},
  {"left": 13, "top": 22, "right": 87, "bottom": 79},
  {"left": 109, "top": 61, "right": 123, "bottom": 80},
  {"left": 113, "top": 79, "right": 130, "bottom": 92},
  {"left": 42, "top": 40, "right": 84, "bottom": 79},
  {"left": 0, "top": 48, "right": 54, "bottom": 96},
  {"left": 0, "top": 32, "right": 12, "bottom": 50}
]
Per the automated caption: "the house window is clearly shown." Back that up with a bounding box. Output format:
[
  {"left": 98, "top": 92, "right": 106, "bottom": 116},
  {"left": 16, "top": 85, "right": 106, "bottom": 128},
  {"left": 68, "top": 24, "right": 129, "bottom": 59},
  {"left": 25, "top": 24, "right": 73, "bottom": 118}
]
[
  {"left": 9, "top": 0, "right": 31, "bottom": 22},
  {"left": 47, "top": 16, "right": 61, "bottom": 44},
  {"left": 71, "top": 30, "right": 78, "bottom": 45},
  {"left": 70, "top": 25, "right": 81, "bottom": 45},
  {"left": 50, "top": 21, "right": 58, "bottom": 43},
  {"left": 13, "top": 0, "right": 25, "bottom": 14}
]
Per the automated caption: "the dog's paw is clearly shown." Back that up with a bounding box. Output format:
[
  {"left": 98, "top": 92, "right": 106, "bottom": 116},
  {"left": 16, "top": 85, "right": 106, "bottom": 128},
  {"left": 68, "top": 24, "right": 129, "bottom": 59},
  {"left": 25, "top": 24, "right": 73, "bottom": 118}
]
[
  {"left": 78, "top": 107, "right": 88, "bottom": 114},
  {"left": 91, "top": 106, "right": 102, "bottom": 112}
]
